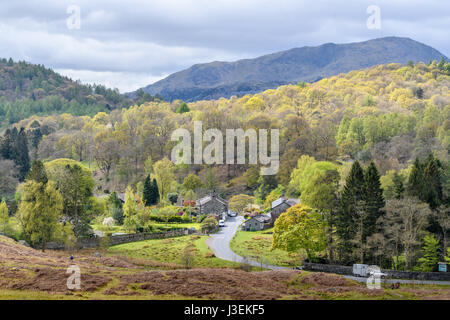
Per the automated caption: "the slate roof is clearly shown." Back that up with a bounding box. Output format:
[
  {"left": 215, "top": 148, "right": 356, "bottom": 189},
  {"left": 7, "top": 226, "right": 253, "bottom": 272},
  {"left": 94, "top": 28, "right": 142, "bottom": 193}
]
[
  {"left": 196, "top": 193, "right": 228, "bottom": 206},
  {"left": 271, "top": 197, "right": 299, "bottom": 209},
  {"left": 250, "top": 214, "right": 272, "bottom": 223}
]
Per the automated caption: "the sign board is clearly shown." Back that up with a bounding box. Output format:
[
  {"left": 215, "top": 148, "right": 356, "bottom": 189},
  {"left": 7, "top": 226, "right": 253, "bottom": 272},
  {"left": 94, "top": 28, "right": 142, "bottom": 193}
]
[{"left": 438, "top": 263, "right": 447, "bottom": 272}]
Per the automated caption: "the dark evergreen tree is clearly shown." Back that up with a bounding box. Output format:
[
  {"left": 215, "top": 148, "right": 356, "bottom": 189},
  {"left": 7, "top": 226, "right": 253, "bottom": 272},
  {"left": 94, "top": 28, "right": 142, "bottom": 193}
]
[
  {"left": 423, "top": 154, "right": 443, "bottom": 210},
  {"left": 392, "top": 172, "right": 405, "bottom": 199},
  {"left": 151, "top": 178, "right": 159, "bottom": 205},
  {"left": 336, "top": 160, "right": 365, "bottom": 263},
  {"left": 26, "top": 160, "right": 48, "bottom": 185},
  {"left": 363, "top": 161, "right": 385, "bottom": 238},
  {"left": 13, "top": 128, "right": 30, "bottom": 181},
  {"left": 143, "top": 175, "right": 152, "bottom": 206},
  {"left": 0, "top": 128, "right": 16, "bottom": 159},
  {"left": 407, "top": 158, "right": 425, "bottom": 199}
]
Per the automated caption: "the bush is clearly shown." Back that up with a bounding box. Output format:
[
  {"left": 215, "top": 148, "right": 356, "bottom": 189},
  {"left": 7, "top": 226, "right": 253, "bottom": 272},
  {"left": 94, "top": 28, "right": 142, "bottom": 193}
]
[{"left": 180, "top": 244, "right": 196, "bottom": 269}]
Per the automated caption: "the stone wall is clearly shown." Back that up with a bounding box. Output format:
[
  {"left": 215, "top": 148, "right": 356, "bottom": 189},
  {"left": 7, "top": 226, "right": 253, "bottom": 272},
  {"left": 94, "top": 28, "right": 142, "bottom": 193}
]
[
  {"left": 302, "top": 262, "right": 450, "bottom": 281},
  {"left": 45, "top": 228, "right": 199, "bottom": 250}
]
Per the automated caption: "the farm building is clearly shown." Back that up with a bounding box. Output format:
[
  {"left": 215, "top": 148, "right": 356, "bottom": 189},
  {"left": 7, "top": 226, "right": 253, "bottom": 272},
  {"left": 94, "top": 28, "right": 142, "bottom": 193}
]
[
  {"left": 270, "top": 197, "right": 299, "bottom": 224},
  {"left": 196, "top": 191, "right": 228, "bottom": 216},
  {"left": 243, "top": 214, "right": 272, "bottom": 231}
]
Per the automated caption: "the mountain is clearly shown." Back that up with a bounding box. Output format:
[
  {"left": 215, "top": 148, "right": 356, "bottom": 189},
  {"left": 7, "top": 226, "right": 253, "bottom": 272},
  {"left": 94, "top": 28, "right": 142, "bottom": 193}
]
[
  {"left": 138, "top": 37, "right": 447, "bottom": 102},
  {"left": 0, "top": 58, "right": 161, "bottom": 127}
]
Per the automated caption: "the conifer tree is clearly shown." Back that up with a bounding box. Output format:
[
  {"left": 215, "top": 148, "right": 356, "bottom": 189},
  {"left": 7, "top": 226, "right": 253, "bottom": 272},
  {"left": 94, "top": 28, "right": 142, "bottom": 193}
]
[
  {"left": 13, "top": 128, "right": 30, "bottom": 181},
  {"left": 363, "top": 161, "right": 385, "bottom": 238},
  {"left": 151, "top": 178, "right": 159, "bottom": 205},
  {"left": 143, "top": 175, "right": 152, "bottom": 206},
  {"left": 336, "top": 160, "right": 365, "bottom": 262},
  {"left": 407, "top": 158, "right": 425, "bottom": 199},
  {"left": 392, "top": 172, "right": 405, "bottom": 199},
  {"left": 423, "top": 154, "right": 443, "bottom": 209},
  {"left": 26, "top": 160, "right": 48, "bottom": 185}
]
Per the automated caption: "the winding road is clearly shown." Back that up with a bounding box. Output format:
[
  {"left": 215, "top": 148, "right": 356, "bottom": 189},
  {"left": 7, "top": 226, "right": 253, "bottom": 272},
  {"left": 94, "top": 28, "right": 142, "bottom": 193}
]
[
  {"left": 205, "top": 216, "right": 285, "bottom": 270},
  {"left": 205, "top": 216, "right": 450, "bottom": 285}
]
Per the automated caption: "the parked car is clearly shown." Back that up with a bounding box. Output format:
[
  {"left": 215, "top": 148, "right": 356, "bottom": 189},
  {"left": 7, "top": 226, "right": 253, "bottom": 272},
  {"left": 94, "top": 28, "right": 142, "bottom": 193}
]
[
  {"left": 227, "top": 210, "right": 237, "bottom": 217},
  {"left": 219, "top": 220, "right": 225, "bottom": 227}
]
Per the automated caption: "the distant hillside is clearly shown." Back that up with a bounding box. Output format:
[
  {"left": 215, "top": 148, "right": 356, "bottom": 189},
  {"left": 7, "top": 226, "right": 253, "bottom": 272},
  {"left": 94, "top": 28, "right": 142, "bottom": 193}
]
[
  {"left": 138, "top": 37, "right": 447, "bottom": 102},
  {"left": 0, "top": 59, "right": 162, "bottom": 127}
]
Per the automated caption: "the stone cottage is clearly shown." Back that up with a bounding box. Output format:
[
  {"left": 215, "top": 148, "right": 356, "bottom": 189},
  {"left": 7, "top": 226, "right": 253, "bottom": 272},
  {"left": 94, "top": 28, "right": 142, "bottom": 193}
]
[
  {"left": 270, "top": 197, "right": 300, "bottom": 224},
  {"left": 243, "top": 214, "right": 272, "bottom": 231},
  {"left": 196, "top": 191, "right": 228, "bottom": 217}
]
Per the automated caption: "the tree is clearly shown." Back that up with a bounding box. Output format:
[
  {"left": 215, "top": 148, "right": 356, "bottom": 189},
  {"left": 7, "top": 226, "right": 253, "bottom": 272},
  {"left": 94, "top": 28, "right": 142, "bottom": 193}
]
[
  {"left": 17, "top": 180, "right": 64, "bottom": 251},
  {"left": 182, "top": 174, "right": 203, "bottom": 192},
  {"left": 417, "top": 234, "right": 440, "bottom": 272},
  {"left": 363, "top": 161, "right": 385, "bottom": 239},
  {"left": 384, "top": 197, "right": 431, "bottom": 271},
  {"left": 176, "top": 102, "right": 190, "bottom": 114},
  {"left": 108, "top": 192, "right": 123, "bottom": 225},
  {"left": 0, "top": 199, "right": 9, "bottom": 234},
  {"left": 204, "top": 168, "right": 218, "bottom": 191},
  {"left": 152, "top": 157, "right": 175, "bottom": 203},
  {"left": 123, "top": 186, "right": 138, "bottom": 231},
  {"left": 143, "top": 175, "right": 153, "bottom": 206},
  {"left": 392, "top": 172, "right": 405, "bottom": 199},
  {"left": 423, "top": 154, "right": 443, "bottom": 209},
  {"left": 0, "top": 160, "right": 19, "bottom": 201},
  {"left": 26, "top": 160, "right": 48, "bottom": 184},
  {"left": 434, "top": 205, "right": 450, "bottom": 255},
  {"left": 14, "top": 128, "right": 30, "bottom": 181},
  {"left": 229, "top": 194, "right": 255, "bottom": 214},
  {"left": 45, "top": 159, "right": 95, "bottom": 236},
  {"left": 201, "top": 216, "right": 218, "bottom": 235},
  {"left": 255, "top": 174, "right": 277, "bottom": 201},
  {"left": 167, "top": 193, "right": 178, "bottom": 205},
  {"left": 299, "top": 162, "right": 340, "bottom": 263},
  {"left": 336, "top": 160, "right": 365, "bottom": 263},
  {"left": 407, "top": 158, "right": 425, "bottom": 199},
  {"left": 264, "top": 185, "right": 285, "bottom": 210},
  {"left": 272, "top": 204, "right": 326, "bottom": 261}
]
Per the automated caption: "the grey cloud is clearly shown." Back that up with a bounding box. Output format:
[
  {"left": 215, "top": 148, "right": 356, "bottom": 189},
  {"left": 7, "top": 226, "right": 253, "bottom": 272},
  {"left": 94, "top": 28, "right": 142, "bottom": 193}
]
[{"left": 0, "top": 0, "right": 447, "bottom": 92}]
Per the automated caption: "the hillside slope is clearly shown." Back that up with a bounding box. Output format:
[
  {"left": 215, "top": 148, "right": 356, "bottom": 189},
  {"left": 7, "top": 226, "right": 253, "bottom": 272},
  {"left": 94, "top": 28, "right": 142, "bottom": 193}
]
[
  {"left": 1, "top": 235, "right": 448, "bottom": 300},
  {"left": 0, "top": 58, "right": 136, "bottom": 127},
  {"left": 139, "top": 37, "right": 447, "bottom": 102}
]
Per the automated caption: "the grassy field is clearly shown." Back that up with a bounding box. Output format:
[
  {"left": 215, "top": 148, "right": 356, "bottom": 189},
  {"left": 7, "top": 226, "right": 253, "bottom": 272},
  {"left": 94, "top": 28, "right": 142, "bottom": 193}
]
[
  {"left": 1, "top": 235, "right": 449, "bottom": 300},
  {"left": 230, "top": 228, "right": 304, "bottom": 267},
  {"left": 107, "top": 234, "right": 240, "bottom": 269}
]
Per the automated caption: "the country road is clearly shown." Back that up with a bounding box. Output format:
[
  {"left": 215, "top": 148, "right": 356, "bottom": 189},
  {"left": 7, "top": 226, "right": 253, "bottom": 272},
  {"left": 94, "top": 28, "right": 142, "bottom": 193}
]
[
  {"left": 205, "top": 215, "right": 450, "bottom": 285},
  {"left": 205, "top": 216, "right": 285, "bottom": 270}
]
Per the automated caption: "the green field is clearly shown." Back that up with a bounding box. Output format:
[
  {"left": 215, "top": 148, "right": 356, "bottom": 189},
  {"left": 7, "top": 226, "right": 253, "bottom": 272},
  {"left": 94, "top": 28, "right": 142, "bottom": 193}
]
[
  {"left": 108, "top": 234, "right": 240, "bottom": 269},
  {"left": 230, "top": 228, "right": 304, "bottom": 267}
]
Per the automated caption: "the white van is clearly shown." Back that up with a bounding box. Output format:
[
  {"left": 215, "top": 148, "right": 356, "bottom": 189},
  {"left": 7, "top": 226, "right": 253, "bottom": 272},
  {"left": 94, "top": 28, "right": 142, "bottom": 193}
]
[{"left": 218, "top": 220, "right": 225, "bottom": 227}]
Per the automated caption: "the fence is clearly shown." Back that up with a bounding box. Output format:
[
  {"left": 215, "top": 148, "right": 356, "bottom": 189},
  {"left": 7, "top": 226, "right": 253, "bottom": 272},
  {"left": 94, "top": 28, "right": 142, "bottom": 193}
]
[
  {"left": 45, "top": 228, "right": 199, "bottom": 250},
  {"left": 302, "top": 262, "right": 450, "bottom": 281}
]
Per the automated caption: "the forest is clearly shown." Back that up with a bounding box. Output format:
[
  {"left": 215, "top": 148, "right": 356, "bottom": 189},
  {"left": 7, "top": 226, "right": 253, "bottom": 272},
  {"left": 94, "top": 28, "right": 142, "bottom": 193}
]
[
  {"left": 0, "top": 59, "right": 448, "bottom": 270},
  {"left": 0, "top": 58, "right": 162, "bottom": 126}
]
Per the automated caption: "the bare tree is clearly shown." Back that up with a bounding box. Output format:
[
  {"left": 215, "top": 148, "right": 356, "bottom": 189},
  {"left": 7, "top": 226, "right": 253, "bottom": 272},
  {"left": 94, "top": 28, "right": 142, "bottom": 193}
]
[{"left": 384, "top": 197, "right": 431, "bottom": 271}]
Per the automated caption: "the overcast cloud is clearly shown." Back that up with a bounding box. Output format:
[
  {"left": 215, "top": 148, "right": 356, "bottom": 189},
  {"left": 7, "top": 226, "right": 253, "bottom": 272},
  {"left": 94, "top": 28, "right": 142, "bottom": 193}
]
[{"left": 0, "top": 0, "right": 448, "bottom": 92}]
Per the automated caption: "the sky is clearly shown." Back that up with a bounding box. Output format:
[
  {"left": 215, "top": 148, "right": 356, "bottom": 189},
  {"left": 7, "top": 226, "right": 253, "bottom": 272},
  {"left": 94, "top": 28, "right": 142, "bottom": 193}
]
[{"left": 0, "top": 0, "right": 448, "bottom": 93}]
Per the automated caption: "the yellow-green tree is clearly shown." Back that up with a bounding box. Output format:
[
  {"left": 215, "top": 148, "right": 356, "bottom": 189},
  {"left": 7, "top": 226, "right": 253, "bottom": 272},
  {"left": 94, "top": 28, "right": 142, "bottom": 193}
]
[
  {"left": 272, "top": 204, "right": 327, "bottom": 261},
  {"left": 123, "top": 185, "right": 138, "bottom": 231},
  {"left": 152, "top": 157, "right": 175, "bottom": 203},
  {"left": 0, "top": 199, "right": 9, "bottom": 234},
  {"left": 17, "top": 180, "right": 64, "bottom": 251},
  {"left": 229, "top": 194, "right": 254, "bottom": 214}
]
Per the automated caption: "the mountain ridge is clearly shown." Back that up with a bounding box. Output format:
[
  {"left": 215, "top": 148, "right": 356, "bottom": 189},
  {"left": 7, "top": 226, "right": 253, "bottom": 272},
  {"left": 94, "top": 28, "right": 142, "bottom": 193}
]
[{"left": 138, "top": 37, "right": 447, "bottom": 102}]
